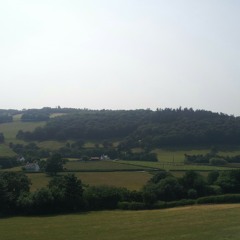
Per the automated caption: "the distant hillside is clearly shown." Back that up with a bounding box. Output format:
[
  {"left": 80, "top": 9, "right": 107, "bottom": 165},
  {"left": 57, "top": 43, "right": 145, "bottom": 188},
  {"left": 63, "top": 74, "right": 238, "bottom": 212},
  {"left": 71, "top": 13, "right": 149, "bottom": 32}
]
[{"left": 14, "top": 107, "right": 240, "bottom": 148}]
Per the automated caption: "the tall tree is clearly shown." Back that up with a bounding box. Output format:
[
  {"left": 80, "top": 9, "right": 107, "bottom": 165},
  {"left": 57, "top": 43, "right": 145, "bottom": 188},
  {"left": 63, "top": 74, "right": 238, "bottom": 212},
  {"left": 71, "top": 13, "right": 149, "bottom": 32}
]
[{"left": 45, "top": 153, "right": 64, "bottom": 176}]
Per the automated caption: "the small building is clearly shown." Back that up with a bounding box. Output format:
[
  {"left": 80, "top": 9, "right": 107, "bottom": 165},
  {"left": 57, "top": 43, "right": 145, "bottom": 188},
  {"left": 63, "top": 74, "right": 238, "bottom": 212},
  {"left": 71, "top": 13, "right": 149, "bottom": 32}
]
[
  {"left": 100, "top": 155, "right": 110, "bottom": 160},
  {"left": 24, "top": 163, "right": 40, "bottom": 172},
  {"left": 17, "top": 156, "right": 25, "bottom": 162}
]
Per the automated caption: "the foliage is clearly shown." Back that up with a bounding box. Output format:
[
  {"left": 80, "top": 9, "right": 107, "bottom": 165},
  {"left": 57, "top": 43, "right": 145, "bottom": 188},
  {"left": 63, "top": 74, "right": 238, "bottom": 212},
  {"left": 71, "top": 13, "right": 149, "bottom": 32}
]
[
  {"left": 0, "top": 114, "right": 13, "bottom": 124},
  {"left": 216, "top": 170, "right": 240, "bottom": 193},
  {"left": 15, "top": 108, "right": 240, "bottom": 148},
  {"left": 2, "top": 169, "right": 240, "bottom": 216},
  {"left": 118, "top": 201, "right": 146, "bottom": 210},
  {"left": 0, "top": 156, "right": 18, "bottom": 169},
  {"left": 83, "top": 185, "right": 131, "bottom": 210},
  {"left": 185, "top": 151, "right": 240, "bottom": 165},
  {"left": 196, "top": 194, "right": 240, "bottom": 204},
  {"left": 45, "top": 153, "right": 65, "bottom": 175},
  {"left": 0, "top": 133, "right": 4, "bottom": 143},
  {"left": 10, "top": 142, "right": 50, "bottom": 160},
  {"left": 0, "top": 172, "right": 31, "bottom": 214},
  {"left": 180, "top": 170, "right": 208, "bottom": 197},
  {"left": 207, "top": 170, "right": 220, "bottom": 184},
  {"left": 21, "top": 109, "right": 50, "bottom": 122},
  {"left": 209, "top": 157, "right": 228, "bottom": 165},
  {"left": 48, "top": 174, "right": 84, "bottom": 211}
]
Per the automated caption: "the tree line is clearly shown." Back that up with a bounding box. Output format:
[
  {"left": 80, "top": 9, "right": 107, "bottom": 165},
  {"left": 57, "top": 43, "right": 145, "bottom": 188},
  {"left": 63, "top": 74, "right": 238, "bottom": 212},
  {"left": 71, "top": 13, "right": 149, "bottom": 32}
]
[
  {"left": 1, "top": 167, "right": 240, "bottom": 216},
  {"left": 16, "top": 108, "right": 240, "bottom": 148},
  {"left": 185, "top": 152, "right": 240, "bottom": 165}
]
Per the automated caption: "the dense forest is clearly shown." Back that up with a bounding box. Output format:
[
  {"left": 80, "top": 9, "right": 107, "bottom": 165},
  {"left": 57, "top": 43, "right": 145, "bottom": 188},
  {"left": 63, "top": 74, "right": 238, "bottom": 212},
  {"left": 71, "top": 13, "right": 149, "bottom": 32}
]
[{"left": 16, "top": 108, "right": 240, "bottom": 148}]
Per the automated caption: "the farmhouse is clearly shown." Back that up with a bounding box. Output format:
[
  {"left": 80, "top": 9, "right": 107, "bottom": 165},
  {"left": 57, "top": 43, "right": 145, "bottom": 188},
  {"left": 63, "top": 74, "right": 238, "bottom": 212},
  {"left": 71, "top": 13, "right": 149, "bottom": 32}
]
[
  {"left": 17, "top": 156, "right": 25, "bottom": 162},
  {"left": 24, "top": 162, "right": 40, "bottom": 172},
  {"left": 100, "top": 155, "right": 110, "bottom": 160}
]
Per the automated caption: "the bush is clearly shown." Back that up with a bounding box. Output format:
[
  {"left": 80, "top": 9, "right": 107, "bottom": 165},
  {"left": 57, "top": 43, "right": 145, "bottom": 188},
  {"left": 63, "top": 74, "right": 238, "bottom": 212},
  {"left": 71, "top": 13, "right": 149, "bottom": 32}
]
[
  {"left": 118, "top": 201, "right": 146, "bottom": 210},
  {"left": 165, "top": 199, "right": 196, "bottom": 208},
  {"left": 84, "top": 186, "right": 128, "bottom": 210},
  {"left": 209, "top": 157, "right": 228, "bottom": 166},
  {"left": 196, "top": 194, "right": 240, "bottom": 204},
  {"left": 187, "top": 189, "right": 198, "bottom": 199},
  {"left": 207, "top": 185, "right": 222, "bottom": 195},
  {"left": 153, "top": 199, "right": 196, "bottom": 209}
]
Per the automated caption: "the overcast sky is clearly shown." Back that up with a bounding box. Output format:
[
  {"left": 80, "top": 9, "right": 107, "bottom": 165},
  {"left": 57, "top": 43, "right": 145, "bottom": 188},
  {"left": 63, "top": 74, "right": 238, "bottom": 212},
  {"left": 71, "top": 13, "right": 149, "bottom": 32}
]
[{"left": 1, "top": 0, "right": 240, "bottom": 115}]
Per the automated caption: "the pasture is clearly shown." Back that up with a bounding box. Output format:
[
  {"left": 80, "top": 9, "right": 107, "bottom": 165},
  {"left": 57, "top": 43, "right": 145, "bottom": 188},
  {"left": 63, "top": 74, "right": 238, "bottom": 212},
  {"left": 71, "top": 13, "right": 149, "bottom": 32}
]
[
  {"left": 0, "top": 144, "right": 15, "bottom": 157},
  {"left": 153, "top": 148, "right": 240, "bottom": 163},
  {"left": 37, "top": 140, "right": 68, "bottom": 150},
  {"left": 1, "top": 204, "right": 240, "bottom": 240},
  {"left": 27, "top": 171, "right": 151, "bottom": 191},
  {"left": 64, "top": 160, "right": 149, "bottom": 171},
  {"left": 118, "top": 160, "right": 232, "bottom": 171},
  {"left": 0, "top": 121, "right": 45, "bottom": 144}
]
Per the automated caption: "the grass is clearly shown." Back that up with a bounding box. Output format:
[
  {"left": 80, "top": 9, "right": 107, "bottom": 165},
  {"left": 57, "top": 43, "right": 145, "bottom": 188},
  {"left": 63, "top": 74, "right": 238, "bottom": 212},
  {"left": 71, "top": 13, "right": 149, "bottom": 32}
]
[
  {"left": 12, "top": 114, "right": 22, "bottom": 121},
  {"left": 26, "top": 173, "right": 51, "bottom": 191},
  {"left": 118, "top": 160, "right": 233, "bottom": 171},
  {"left": 153, "top": 148, "right": 240, "bottom": 163},
  {"left": 0, "top": 121, "right": 46, "bottom": 157},
  {"left": 153, "top": 148, "right": 211, "bottom": 163},
  {"left": 73, "top": 171, "right": 151, "bottom": 190},
  {"left": 0, "top": 144, "right": 16, "bottom": 157},
  {"left": 0, "top": 121, "right": 45, "bottom": 144},
  {"left": 37, "top": 141, "right": 69, "bottom": 150},
  {"left": 0, "top": 204, "right": 240, "bottom": 240},
  {"left": 49, "top": 113, "right": 67, "bottom": 118},
  {"left": 27, "top": 171, "right": 151, "bottom": 191},
  {"left": 64, "top": 160, "right": 150, "bottom": 171}
]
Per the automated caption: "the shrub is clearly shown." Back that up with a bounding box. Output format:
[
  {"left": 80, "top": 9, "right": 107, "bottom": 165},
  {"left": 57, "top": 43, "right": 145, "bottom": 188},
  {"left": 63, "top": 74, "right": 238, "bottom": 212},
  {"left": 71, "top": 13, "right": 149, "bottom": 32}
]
[
  {"left": 118, "top": 201, "right": 146, "bottom": 210},
  {"left": 165, "top": 199, "right": 196, "bottom": 208},
  {"left": 196, "top": 194, "right": 240, "bottom": 204},
  {"left": 187, "top": 189, "right": 198, "bottom": 199},
  {"left": 209, "top": 157, "right": 227, "bottom": 166}
]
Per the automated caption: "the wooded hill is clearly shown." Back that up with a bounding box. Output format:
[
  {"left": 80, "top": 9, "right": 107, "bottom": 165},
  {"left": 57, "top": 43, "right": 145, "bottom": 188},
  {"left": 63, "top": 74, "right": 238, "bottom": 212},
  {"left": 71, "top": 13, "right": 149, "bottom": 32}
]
[{"left": 14, "top": 107, "right": 240, "bottom": 148}]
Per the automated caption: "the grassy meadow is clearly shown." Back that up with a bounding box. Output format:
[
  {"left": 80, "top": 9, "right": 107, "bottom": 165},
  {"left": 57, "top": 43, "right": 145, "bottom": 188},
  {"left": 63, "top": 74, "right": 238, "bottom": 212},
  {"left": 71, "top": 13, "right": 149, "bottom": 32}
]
[
  {"left": 0, "top": 121, "right": 46, "bottom": 143},
  {"left": 27, "top": 171, "right": 152, "bottom": 191},
  {"left": 1, "top": 117, "right": 240, "bottom": 193},
  {"left": 64, "top": 160, "right": 150, "bottom": 171},
  {"left": 0, "top": 204, "right": 240, "bottom": 240},
  {"left": 118, "top": 160, "right": 232, "bottom": 171}
]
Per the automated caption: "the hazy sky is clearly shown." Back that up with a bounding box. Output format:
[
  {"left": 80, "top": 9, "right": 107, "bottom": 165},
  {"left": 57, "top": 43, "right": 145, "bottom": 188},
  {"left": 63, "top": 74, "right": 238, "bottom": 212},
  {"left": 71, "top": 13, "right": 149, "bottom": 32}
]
[{"left": 1, "top": 0, "right": 240, "bottom": 115}]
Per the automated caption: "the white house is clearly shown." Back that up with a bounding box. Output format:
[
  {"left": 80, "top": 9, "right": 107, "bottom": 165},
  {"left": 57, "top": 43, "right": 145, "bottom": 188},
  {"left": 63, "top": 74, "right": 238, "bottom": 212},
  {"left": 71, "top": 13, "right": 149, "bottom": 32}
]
[{"left": 24, "top": 163, "right": 40, "bottom": 172}]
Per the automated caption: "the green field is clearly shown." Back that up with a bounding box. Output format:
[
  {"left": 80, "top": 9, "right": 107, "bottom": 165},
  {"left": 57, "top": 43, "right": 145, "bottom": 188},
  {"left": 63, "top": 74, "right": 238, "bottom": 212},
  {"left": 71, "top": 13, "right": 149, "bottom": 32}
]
[
  {"left": 64, "top": 160, "right": 150, "bottom": 171},
  {"left": 37, "top": 140, "right": 69, "bottom": 150},
  {"left": 118, "top": 160, "right": 232, "bottom": 171},
  {"left": 27, "top": 171, "right": 151, "bottom": 191},
  {"left": 0, "top": 144, "right": 16, "bottom": 157},
  {"left": 153, "top": 148, "right": 240, "bottom": 163},
  {"left": 0, "top": 121, "right": 45, "bottom": 144},
  {"left": 0, "top": 204, "right": 240, "bottom": 240}
]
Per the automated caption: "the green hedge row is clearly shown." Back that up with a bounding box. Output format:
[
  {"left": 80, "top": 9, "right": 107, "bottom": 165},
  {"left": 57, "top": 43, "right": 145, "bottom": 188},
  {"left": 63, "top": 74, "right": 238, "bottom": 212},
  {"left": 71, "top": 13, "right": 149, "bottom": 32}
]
[
  {"left": 196, "top": 194, "right": 240, "bottom": 204},
  {"left": 118, "top": 194, "right": 240, "bottom": 210}
]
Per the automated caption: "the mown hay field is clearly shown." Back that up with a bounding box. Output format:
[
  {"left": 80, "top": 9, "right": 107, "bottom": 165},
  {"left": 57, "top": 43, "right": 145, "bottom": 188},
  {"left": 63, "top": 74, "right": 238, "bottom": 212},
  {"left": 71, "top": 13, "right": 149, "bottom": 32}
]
[
  {"left": 153, "top": 148, "right": 240, "bottom": 163},
  {"left": 64, "top": 160, "right": 150, "bottom": 171},
  {"left": 27, "top": 171, "right": 152, "bottom": 191},
  {"left": 1, "top": 204, "right": 240, "bottom": 240},
  {"left": 0, "top": 121, "right": 45, "bottom": 144},
  {"left": 118, "top": 160, "right": 232, "bottom": 171}
]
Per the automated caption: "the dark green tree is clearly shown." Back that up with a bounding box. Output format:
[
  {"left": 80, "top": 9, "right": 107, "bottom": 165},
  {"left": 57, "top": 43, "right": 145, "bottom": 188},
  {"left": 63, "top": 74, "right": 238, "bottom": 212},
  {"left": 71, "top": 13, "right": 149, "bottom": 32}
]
[
  {"left": 45, "top": 153, "right": 64, "bottom": 175},
  {"left": 0, "top": 133, "right": 4, "bottom": 143},
  {"left": 180, "top": 171, "right": 207, "bottom": 197},
  {"left": 48, "top": 174, "right": 84, "bottom": 211}
]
